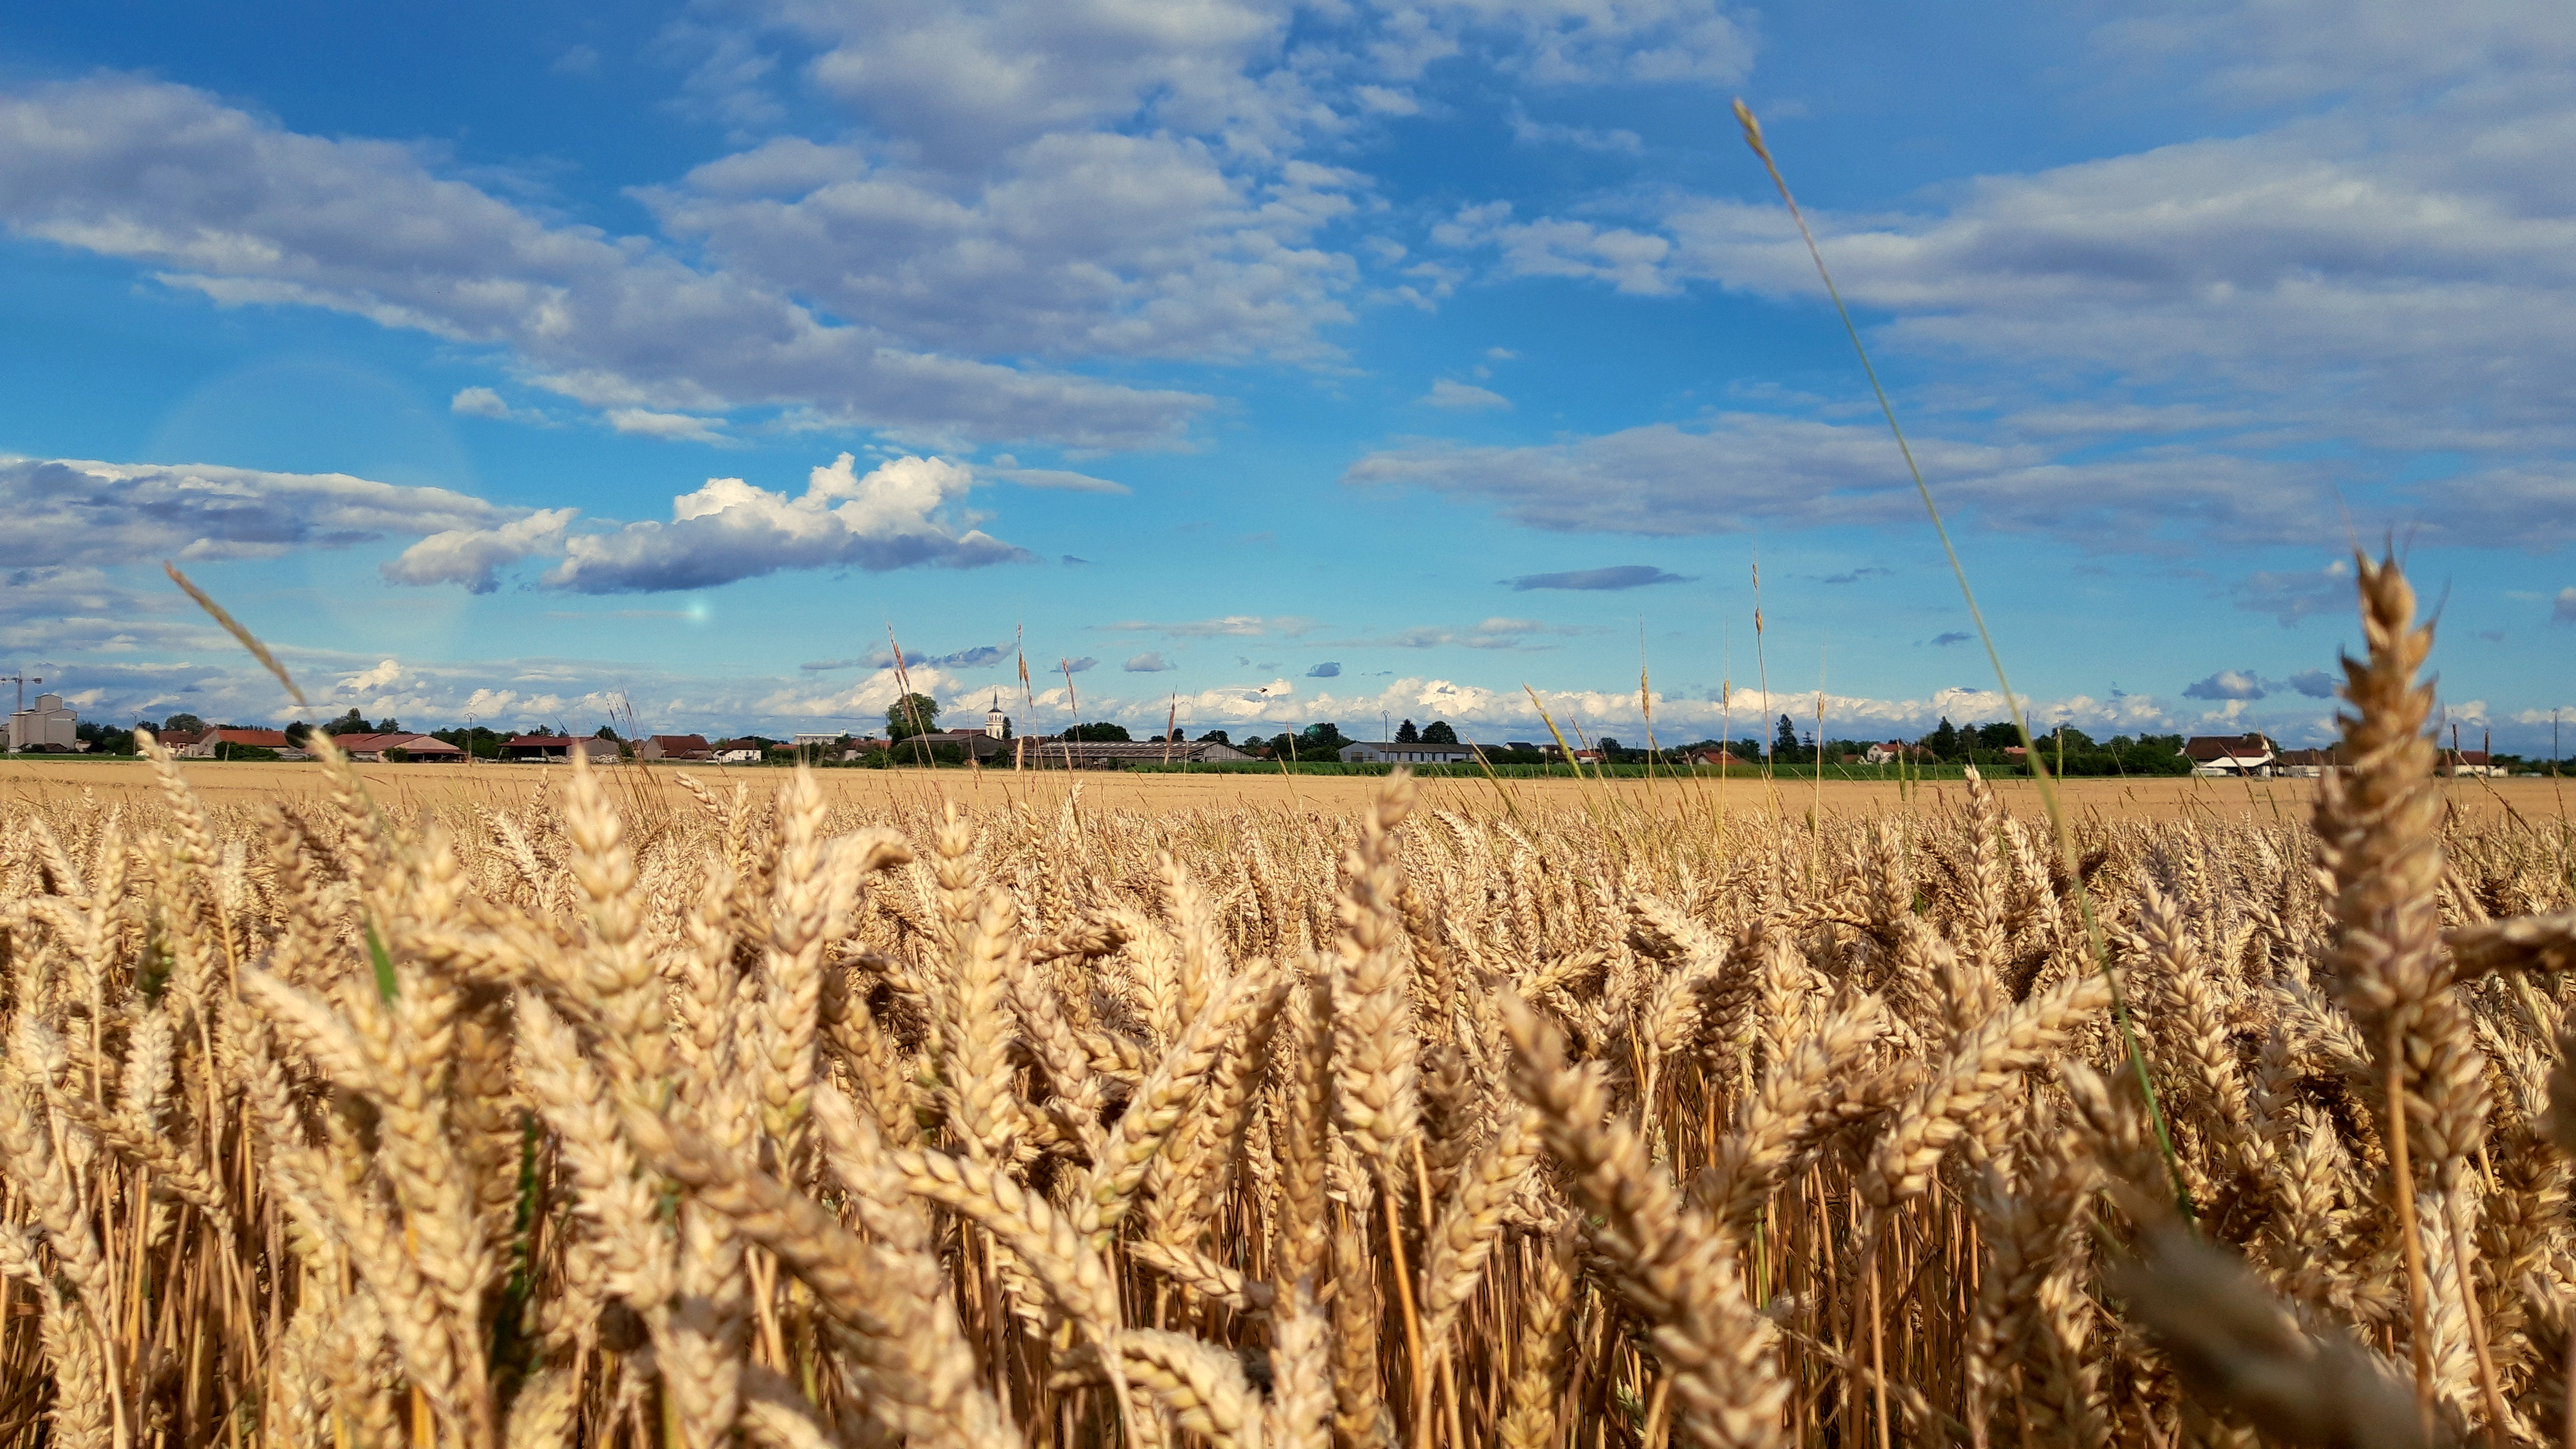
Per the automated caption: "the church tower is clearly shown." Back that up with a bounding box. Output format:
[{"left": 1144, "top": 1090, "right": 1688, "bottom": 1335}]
[{"left": 986, "top": 692, "right": 1007, "bottom": 739}]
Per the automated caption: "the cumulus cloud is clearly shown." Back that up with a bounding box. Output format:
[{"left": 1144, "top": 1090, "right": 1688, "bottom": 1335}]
[
  {"left": 2557, "top": 588, "right": 2576, "bottom": 623},
  {"left": 2285, "top": 668, "right": 2340, "bottom": 698},
  {"left": 1642, "top": 110, "right": 2576, "bottom": 464},
  {"left": 382, "top": 509, "right": 579, "bottom": 593},
  {"left": 1124, "top": 651, "right": 1175, "bottom": 672},
  {"left": 1929, "top": 632, "right": 1972, "bottom": 647},
  {"left": 753, "top": 1, "right": 1752, "bottom": 175},
  {"left": 538, "top": 454, "right": 1024, "bottom": 594},
  {"left": 2184, "top": 669, "right": 2273, "bottom": 702},
  {"left": 1062, "top": 656, "right": 1098, "bottom": 673},
  {"left": 643, "top": 130, "right": 1363, "bottom": 366},
  {"left": 452, "top": 386, "right": 552, "bottom": 426},
  {"left": 1504, "top": 565, "right": 1688, "bottom": 591},
  {"left": 1420, "top": 378, "right": 1511, "bottom": 411},
  {"left": 0, "top": 454, "right": 515, "bottom": 569},
  {"left": 0, "top": 76, "right": 1208, "bottom": 449},
  {"left": 1306, "top": 661, "right": 1341, "bottom": 678}
]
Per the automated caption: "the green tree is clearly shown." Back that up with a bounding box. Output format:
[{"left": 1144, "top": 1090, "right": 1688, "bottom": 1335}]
[
  {"left": 1974, "top": 721, "right": 2020, "bottom": 751},
  {"left": 1598, "top": 737, "right": 1623, "bottom": 759},
  {"left": 1064, "top": 722, "right": 1131, "bottom": 742},
  {"left": 160, "top": 713, "right": 206, "bottom": 735},
  {"left": 75, "top": 722, "right": 135, "bottom": 756},
  {"left": 323, "top": 708, "right": 372, "bottom": 735},
  {"left": 1396, "top": 718, "right": 1419, "bottom": 742},
  {"left": 594, "top": 725, "right": 619, "bottom": 740},
  {"left": 888, "top": 693, "right": 941, "bottom": 740},
  {"left": 1420, "top": 720, "right": 1458, "bottom": 745},
  {"left": 1773, "top": 714, "right": 1801, "bottom": 761},
  {"left": 1927, "top": 718, "right": 1961, "bottom": 758},
  {"left": 1197, "top": 729, "right": 1231, "bottom": 746}
]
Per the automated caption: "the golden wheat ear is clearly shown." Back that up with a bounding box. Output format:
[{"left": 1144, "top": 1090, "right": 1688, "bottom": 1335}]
[{"left": 2117, "top": 1227, "right": 2427, "bottom": 1449}]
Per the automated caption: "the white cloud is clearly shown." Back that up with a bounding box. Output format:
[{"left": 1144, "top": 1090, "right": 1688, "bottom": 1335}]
[
  {"left": 0, "top": 4, "right": 1773, "bottom": 454},
  {"left": 1124, "top": 651, "right": 1176, "bottom": 672},
  {"left": 1403, "top": 11, "right": 2576, "bottom": 551},
  {"left": 1507, "top": 105, "right": 1643, "bottom": 153},
  {"left": 451, "top": 386, "right": 551, "bottom": 426},
  {"left": 1104, "top": 614, "right": 1318, "bottom": 638},
  {"left": 382, "top": 509, "right": 579, "bottom": 594},
  {"left": 0, "top": 632, "right": 2497, "bottom": 751},
  {"left": 339, "top": 658, "right": 404, "bottom": 693},
  {"left": 2093, "top": 1, "right": 2576, "bottom": 108},
  {"left": 0, "top": 76, "right": 1208, "bottom": 450},
  {"left": 1328, "top": 617, "right": 1580, "bottom": 651},
  {"left": 2231, "top": 560, "right": 2355, "bottom": 627},
  {"left": 642, "top": 130, "right": 1364, "bottom": 364},
  {"left": 1346, "top": 413, "right": 2414, "bottom": 550},
  {"left": 608, "top": 409, "right": 732, "bottom": 443},
  {"left": 2182, "top": 669, "right": 2271, "bottom": 702},
  {"left": 1420, "top": 377, "right": 1511, "bottom": 410},
  {"left": 0, "top": 454, "right": 515, "bottom": 567},
  {"left": 981, "top": 458, "right": 1130, "bottom": 494},
  {"left": 544, "top": 453, "right": 1026, "bottom": 594},
  {"left": 2556, "top": 588, "right": 2576, "bottom": 624}
]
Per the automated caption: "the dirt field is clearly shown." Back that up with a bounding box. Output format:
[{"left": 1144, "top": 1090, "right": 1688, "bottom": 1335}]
[{"left": 7, "top": 755, "right": 2568, "bottom": 822}]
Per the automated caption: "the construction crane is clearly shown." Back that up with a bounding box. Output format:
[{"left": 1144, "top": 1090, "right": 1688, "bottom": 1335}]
[{"left": 0, "top": 673, "right": 40, "bottom": 754}]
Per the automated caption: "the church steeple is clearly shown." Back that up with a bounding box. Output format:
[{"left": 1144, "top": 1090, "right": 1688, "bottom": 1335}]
[{"left": 986, "top": 691, "right": 1007, "bottom": 739}]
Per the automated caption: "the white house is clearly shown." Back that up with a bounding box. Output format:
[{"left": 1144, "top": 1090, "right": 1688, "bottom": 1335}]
[
  {"left": 6, "top": 693, "right": 78, "bottom": 751},
  {"left": 1338, "top": 740, "right": 1475, "bottom": 765},
  {"left": 2182, "top": 733, "right": 2277, "bottom": 777}
]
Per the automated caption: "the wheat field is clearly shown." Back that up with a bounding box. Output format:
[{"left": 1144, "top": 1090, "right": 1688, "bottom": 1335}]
[{"left": 3, "top": 556, "right": 2573, "bottom": 1449}]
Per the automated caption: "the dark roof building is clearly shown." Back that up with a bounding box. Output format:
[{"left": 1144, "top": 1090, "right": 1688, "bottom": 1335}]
[
  {"left": 636, "top": 735, "right": 711, "bottom": 761},
  {"left": 504, "top": 735, "right": 621, "bottom": 763}
]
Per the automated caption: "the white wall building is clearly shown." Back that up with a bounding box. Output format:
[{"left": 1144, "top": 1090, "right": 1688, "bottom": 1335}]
[
  {"left": 7, "top": 693, "right": 77, "bottom": 751},
  {"left": 1338, "top": 740, "right": 1475, "bottom": 765}
]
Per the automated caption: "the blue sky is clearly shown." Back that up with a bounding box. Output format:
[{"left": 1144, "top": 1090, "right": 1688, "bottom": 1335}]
[{"left": 4, "top": 1, "right": 2573, "bottom": 750}]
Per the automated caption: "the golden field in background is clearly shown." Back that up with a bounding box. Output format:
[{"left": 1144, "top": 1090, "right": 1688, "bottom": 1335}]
[{"left": 2, "top": 754, "right": 2567, "bottom": 823}]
